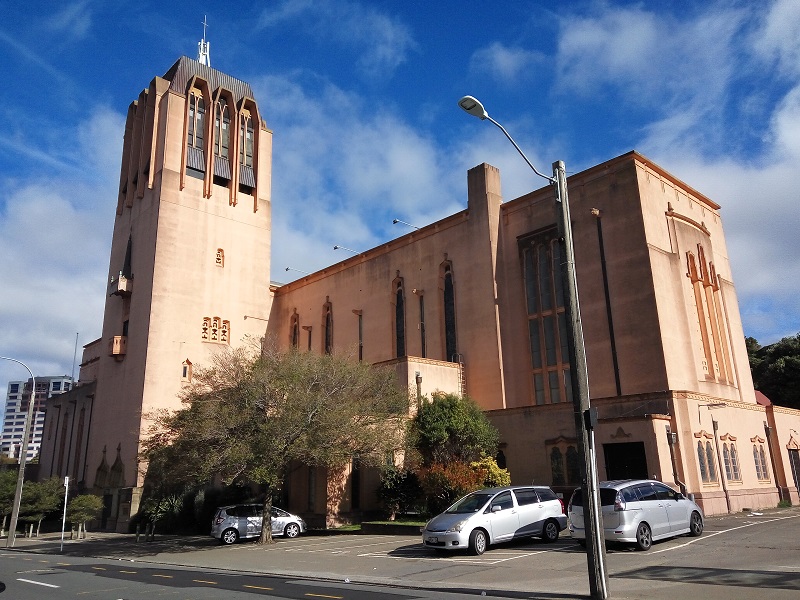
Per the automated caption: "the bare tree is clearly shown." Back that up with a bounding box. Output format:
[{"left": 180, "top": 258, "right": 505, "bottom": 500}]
[{"left": 142, "top": 340, "right": 409, "bottom": 544}]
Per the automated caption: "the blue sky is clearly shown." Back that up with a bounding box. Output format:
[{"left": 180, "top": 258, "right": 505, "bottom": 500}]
[{"left": 1, "top": 0, "right": 799, "bottom": 394}]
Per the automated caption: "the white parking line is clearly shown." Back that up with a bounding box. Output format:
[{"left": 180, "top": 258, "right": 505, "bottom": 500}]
[
  {"left": 17, "top": 578, "right": 59, "bottom": 588},
  {"left": 649, "top": 514, "right": 800, "bottom": 555}
]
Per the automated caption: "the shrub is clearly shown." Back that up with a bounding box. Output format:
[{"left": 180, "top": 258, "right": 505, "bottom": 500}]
[
  {"left": 418, "top": 462, "right": 484, "bottom": 516},
  {"left": 377, "top": 466, "right": 422, "bottom": 519}
]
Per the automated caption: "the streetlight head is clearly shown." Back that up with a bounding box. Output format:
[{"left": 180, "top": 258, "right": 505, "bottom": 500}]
[
  {"left": 392, "top": 219, "right": 399, "bottom": 224},
  {"left": 458, "top": 95, "right": 488, "bottom": 120},
  {"left": 333, "top": 245, "right": 340, "bottom": 250}
]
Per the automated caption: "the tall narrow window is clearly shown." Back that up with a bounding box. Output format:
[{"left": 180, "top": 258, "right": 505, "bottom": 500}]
[
  {"left": 290, "top": 313, "right": 300, "bottom": 349},
  {"left": 239, "top": 112, "right": 254, "bottom": 168},
  {"left": 550, "top": 447, "right": 565, "bottom": 485},
  {"left": 323, "top": 301, "right": 333, "bottom": 354},
  {"left": 419, "top": 295, "right": 426, "bottom": 358},
  {"left": 214, "top": 97, "right": 230, "bottom": 159},
  {"left": 698, "top": 441, "right": 709, "bottom": 482},
  {"left": 706, "top": 441, "right": 717, "bottom": 481},
  {"left": 215, "top": 248, "right": 224, "bottom": 267},
  {"left": 521, "top": 232, "right": 573, "bottom": 405},
  {"left": 394, "top": 279, "right": 406, "bottom": 357},
  {"left": 186, "top": 88, "right": 206, "bottom": 178},
  {"left": 187, "top": 90, "right": 205, "bottom": 149},
  {"left": 443, "top": 263, "right": 457, "bottom": 362}
]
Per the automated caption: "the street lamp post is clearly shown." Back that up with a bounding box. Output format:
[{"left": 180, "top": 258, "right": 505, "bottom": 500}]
[
  {"left": 0, "top": 356, "right": 36, "bottom": 548},
  {"left": 458, "top": 96, "right": 609, "bottom": 599}
]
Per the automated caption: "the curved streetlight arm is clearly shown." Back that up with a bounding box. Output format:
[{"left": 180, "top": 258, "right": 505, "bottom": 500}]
[
  {"left": 483, "top": 114, "right": 555, "bottom": 184},
  {"left": 0, "top": 356, "right": 36, "bottom": 548}
]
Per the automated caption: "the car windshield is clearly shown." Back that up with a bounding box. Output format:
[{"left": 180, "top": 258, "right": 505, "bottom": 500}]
[{"left": 445, "top": 492, "right": 493, "bottom": 514}]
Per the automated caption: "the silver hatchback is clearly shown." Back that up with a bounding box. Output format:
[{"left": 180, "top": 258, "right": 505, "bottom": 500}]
[
  {"left": 211, "top": 504, "right": 307, "bottom": 544},
  {"left": 568, "top": 479, "right": 704, "bottom": 550},
  {"left": 421, "top": 486, "right": 567, "bottom": 555}
]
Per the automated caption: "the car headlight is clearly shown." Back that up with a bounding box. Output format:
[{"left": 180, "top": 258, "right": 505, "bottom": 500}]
[{"left": 446, "top": 520, "right": 468, "bottom": 533}]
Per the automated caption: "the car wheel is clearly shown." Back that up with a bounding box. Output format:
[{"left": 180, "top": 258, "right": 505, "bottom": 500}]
[
  {"left": 221, "top": 528, "right": 239, "bottom": 545},
  {"left": 541, "top": 519, "right": 560, "bottom": 543},
  {"left": 469, "top": 529, "right": 488, "bottom": 555},
  {"left": 284, "top": 522, "right": 301, "bottom": 538},
  {"left": 635, "top": 522, "right": 652, "bottom": 551},
  {"left": 689, "top": 511, "right": 704, "bottom": 537}
]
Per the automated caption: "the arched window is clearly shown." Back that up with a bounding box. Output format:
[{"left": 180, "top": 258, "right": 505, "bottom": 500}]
[
  {"left": 550, "top": 447, "right": 565, "bottom": 486},
  {"left": 394, "top": 279, "right": 406, "bottom": 357},
  {"left": 698, "top": 441, "right": 709, "bottom": 482},
  {"left": 214, "top": 97, "right": 230, "bottom": 159},
  {"left": 215, "top": 248, "right": 224, "bottom": 267},
  {"left": 759, "top": 446, "right": 768, "bottom": 479},
  {"left": 211, "top": 317, "right": 220, "bottom": 342},
  {"left": 290, "top": 313, "right": 300, "bottom": 348},
  {"left": 220, "top": 320, "right": 230, "bottom": 344},
  {"left": 239, "top": 112, "right": 254, "bottom": 168},
  {"left": 730, "top": 443, "right": 741, "bottom": 480},
  {"left": 201, "top": 317, "right": 210, "bottom": 341},
  {"left": 566, "top": 446, "right": 580, "bottom": 484},
  {"left": 187, "top": 89, "right": 205, "bottom": 150},
  {"left": 706, "top": 441, "right": 717, "bottom": 481},
  {"left": 443, "top": 263, "right": 457, "bottom": 362},
  {"left": 323, "top": 301, "right": 333, "bottom": 354},
  {"left": 723, "top": 444, "right": 732, "bottom": 480}
]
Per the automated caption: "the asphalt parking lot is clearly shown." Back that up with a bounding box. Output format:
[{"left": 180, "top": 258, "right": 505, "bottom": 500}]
[{"left": 7, "top": 506, "right": 800, "bottom": 599}]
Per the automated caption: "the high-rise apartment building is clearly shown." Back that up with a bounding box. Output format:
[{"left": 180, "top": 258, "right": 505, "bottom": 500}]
[{"left": 2, "top": 377, "right": 73, "bottom": 462}]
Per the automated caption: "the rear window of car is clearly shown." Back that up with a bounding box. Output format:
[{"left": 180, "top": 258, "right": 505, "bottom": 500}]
[
  {"left": 514, "top": 489, "right": 540, "bottom": 505},
  {"left": 569, "top": 488, "right": 617, "bottom": 506}
]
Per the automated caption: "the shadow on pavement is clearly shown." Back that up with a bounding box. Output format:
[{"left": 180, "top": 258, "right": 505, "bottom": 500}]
[{"left": 615, "top": 565, "right": 800, "bottom": 591}]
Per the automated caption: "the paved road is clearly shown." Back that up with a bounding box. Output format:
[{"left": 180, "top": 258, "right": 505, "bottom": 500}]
[{"left": 4, "top": 506, "right": 800, "bottom": 599}]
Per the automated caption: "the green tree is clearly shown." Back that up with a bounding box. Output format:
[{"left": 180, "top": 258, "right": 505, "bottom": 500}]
[
  {"left": 751, "top": 333, "right": 800, "bottom": 410},
  {"left": 67, "top": 494, "right": 103, "bottom": 538},
  {"left": 0, "top": 468, "right": 18, "bottom": 536},
  {"left": 19, "top": 477, "right": 64, "bottom": 537},
  {"left": 470, "top": 456, "right": 511, "bottom": 488},
  {"left": 408, "top": 393, "right": 500, "bottom": 466},
  {"left": 142, "top": 341, "right": 409, "bottom": 544},
  {"left": 376, "top": 466, "right": 422, "bottom": 520}
]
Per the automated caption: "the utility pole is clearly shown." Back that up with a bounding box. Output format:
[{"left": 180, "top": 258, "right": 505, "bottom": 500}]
[{"left": 553, "top": 161, "right": 609, "bottom": 599}]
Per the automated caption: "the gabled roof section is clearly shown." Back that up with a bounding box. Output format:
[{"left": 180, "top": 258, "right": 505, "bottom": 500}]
[{"left": 162, "top": 56, "right": 255, "bottom": 103}]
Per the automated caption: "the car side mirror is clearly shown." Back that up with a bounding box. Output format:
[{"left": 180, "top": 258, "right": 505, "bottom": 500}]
[
  {"left": 675, "top": 493, "right": 684, "bottom": 500},
  {"left": 491, "top": 505, "right": 502, "bottom": 513}
]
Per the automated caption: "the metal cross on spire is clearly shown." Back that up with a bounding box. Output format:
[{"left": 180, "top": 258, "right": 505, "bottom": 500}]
[{"left": 198, "top": 15, "right": 211, "bottom": 67}]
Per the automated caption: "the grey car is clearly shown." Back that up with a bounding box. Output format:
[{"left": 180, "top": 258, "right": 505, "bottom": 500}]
[
  {"left": 211, "top": 504, "right": 307, "bottom": 544},
  {"left": 421, "top": 486, "right": 567, "bottom": 555},
  {"left": 568, "top": 479, "right": 704, "bottom": 550}
]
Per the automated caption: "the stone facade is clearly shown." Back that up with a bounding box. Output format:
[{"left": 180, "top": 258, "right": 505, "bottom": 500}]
[{"left": 39, "top": 57, "right": 800, "bottom": 531}]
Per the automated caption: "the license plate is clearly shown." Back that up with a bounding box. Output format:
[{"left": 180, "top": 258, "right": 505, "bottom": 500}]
[{"left": 427, "top": 537, "right": 438, "bottom": 543}]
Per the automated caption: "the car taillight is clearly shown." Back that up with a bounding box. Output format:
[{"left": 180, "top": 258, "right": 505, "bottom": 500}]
[
  {"left": 559, "top": 498, "right": 565, "bottom": 514},
  {"left": 614, "top": 492, "right": 626, "bottom": 512},
  {"left": 215, "top": 516, "right": 224, "bottom": 524}
]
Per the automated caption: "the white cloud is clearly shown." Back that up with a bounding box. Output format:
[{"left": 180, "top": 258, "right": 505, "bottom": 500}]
[
  {"left": 469, "top": 42, "right": 545, "bottom": 84},
  {"left": 0, "top": 106, "right": 121, "bottom": 393},
  {"left": 752, "top": 0, "right": 800, "bottom": 77},
  {"left": 257, "top": 0, "right": 416, "bottom": 78},
  {"left": 45, "top": 1, "right": 93, "bottom": 39}
]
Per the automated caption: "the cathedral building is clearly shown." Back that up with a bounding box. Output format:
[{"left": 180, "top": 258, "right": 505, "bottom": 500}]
[{"left": 38, "top": 54, "right": 800, "bottom": 531}]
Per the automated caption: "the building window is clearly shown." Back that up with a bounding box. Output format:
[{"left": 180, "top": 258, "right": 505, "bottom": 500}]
[
  {"left": 394, "top": 278, "right": 406, "bottom": 358},
  {"left": 442, "top": 262, "right": 457, "bottom": 362},
  {"left": 202, "top": 316, "right": 229, "bottom": 344},
  {"left": 181, "top": 359, "right": 193, "bottom": 382},
  {"left": 697, "top": 440, "right": 719, "bottom": 483},
  {"left": 290, "top": 313, "right": 300, "bottom": 348},
  {"left": 10, "top": 384, "right": 19, "bottom": 394},
  {"left": 547, "top": 442, "right": 580, "bottom": 486},
  {"left": 323, "top": 301, "right": 333, "bottom": 354},
  {"left": 215, "top": 248, "right": 224, "bottom": 267},
  {"left": 722, "top": 442, "right": 741, "bottom": 481},
  {"left": 754, "top": 444, "right": 770, "bottom": 480},
  {"left": 521, "top": 231, "right": 572, "bottom": 405},
  {"left": 239, "top": 111, "right": 254, "bottom": 168},
  {"left": 214, "top": 97, "right": 230, "bottom": 160}
]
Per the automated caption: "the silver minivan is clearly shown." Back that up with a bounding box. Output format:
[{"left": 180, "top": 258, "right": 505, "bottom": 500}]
[
  {"left": 568, "top": 479, "right": 704, "bottom": 550},
  {"left": 211, "top": 504, "right": 307, "bottom": 544},
  {"left": 421, "top": 486, "right": 567, "bottom": 555}
]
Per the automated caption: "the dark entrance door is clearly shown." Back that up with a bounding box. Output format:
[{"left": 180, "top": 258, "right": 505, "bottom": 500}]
[
  {"left": 603, "top": 442, "right": 648, "bottom": 480},
  {"left": 101, "top": 494, "right": 112, "bottom": 529}
]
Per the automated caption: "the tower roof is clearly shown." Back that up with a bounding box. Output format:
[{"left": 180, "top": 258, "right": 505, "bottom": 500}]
[{"left": 162, "top": 56, "right": 256, "bottom": 103}]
